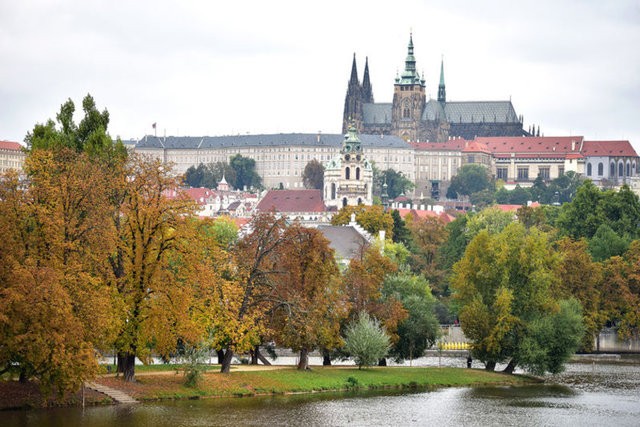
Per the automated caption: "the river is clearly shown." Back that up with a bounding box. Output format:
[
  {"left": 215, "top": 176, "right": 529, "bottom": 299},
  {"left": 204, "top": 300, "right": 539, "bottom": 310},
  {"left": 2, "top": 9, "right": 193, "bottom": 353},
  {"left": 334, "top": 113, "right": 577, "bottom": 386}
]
[{"left": 3, "top": 360, "right": 639, "bottom": 426}]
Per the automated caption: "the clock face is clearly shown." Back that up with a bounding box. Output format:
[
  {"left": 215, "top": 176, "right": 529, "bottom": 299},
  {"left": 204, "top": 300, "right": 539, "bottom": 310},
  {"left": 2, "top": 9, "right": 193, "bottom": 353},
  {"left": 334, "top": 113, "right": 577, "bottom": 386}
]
[
  {"left": 356, "top": 155, "right": 361, "bottom": 161},
  {"left": 345, "top": 154, "right": 351, "bottom": 161}
]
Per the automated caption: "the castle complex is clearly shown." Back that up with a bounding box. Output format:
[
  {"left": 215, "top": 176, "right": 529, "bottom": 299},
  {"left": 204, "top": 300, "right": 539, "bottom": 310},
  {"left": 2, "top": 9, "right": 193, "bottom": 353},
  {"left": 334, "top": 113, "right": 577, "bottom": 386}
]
[{"left": 342, "top": 34, "right": 529, "bottom": 142}]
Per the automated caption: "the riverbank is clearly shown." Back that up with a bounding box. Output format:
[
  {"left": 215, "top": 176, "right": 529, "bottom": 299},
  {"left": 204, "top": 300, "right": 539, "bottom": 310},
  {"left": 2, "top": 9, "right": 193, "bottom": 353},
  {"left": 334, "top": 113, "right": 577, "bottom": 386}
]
[
  {"left": 96, "top": 366, "right": 534, "bottom": 402},
  {"left": 1, "top": 366, "right": 535, "bottom": 410}
]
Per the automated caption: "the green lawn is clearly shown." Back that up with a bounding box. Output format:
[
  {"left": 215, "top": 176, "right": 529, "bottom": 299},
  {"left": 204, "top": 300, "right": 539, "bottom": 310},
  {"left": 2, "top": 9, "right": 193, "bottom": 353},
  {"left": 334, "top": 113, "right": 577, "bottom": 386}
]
[{"left": 99, "top": 366, "right": 536, "bottom": 401}]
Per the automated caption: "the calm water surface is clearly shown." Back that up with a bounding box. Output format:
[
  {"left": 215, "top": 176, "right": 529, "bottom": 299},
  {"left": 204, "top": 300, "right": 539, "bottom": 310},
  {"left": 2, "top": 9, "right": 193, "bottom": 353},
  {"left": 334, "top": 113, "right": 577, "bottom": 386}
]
[{"left": 4, "top": 361, "right": 640, "bottom": 427}]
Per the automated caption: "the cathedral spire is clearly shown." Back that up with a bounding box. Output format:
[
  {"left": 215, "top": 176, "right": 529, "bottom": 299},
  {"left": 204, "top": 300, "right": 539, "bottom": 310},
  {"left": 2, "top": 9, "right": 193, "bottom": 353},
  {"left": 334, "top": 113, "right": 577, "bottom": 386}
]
[
  {"left": 362, "top": 56, "right": 374, "bottom": 103},
  {"left": 438, "top": 56, "right": 446, "bottom": 103},
  {"left": 349, "top": 53, "right": 360, "bottom": 85},
  {"left": 397, "top": 32, "right": 422, "bottom": 85}
]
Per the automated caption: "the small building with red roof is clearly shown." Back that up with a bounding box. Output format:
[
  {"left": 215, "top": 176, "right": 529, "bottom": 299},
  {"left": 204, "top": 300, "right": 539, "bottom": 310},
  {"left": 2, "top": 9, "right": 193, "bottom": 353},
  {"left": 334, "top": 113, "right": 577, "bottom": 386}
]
[
  {"left": 0, "top": 140, "right": 25, "bottom": 173},
  {"left": 255, "top": 189, "right": 330, "bottom": 225}
]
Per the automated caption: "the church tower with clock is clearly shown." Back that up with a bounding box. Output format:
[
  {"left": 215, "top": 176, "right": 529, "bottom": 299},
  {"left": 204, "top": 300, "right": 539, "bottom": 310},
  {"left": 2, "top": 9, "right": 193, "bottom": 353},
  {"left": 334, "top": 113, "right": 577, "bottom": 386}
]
[{"left": 324, "top": 122, "right": 373, "bottom": 209}]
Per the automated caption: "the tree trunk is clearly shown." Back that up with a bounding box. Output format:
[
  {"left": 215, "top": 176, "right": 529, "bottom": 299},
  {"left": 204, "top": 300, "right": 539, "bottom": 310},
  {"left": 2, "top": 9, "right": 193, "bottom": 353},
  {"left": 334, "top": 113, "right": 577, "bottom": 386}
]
[
  {"left": 297, "top": 348, "right": 310, "bottom": 370},
  {"left": 485, "top": 360, "right": 496, "bottom": 371},
  {"left": 256, "top": 348, "right": 272, "bottom": 366},
  {"left": 18, "top": 369, "right": 28, "bottom": 384},
  {"left": 378, "top": 358, "right": 387, "bottom": 366},
  {"left": 217, "top": 349, "right": 225, "bottom": 365},
  {"left": 250, "top": 347, "right": 258, "bottom": 365},
  {"left": 322, "top": 349, "right": 332, "bottom": 366},
  {"left": 503, "top": 359, "right": 517, "bottom": 374},
  {"left": 221, "top": 349, "right": 234, "bottom": 373},
  {"left": 119, "top": 353, "right": 136, "bottom": 382}
]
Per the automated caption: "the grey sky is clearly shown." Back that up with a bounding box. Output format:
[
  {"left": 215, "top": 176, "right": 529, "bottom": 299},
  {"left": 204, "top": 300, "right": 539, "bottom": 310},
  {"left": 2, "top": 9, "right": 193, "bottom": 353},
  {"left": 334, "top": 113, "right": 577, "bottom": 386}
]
[{"left": 1, "top": 0, "right": 638, "bottom": 150}]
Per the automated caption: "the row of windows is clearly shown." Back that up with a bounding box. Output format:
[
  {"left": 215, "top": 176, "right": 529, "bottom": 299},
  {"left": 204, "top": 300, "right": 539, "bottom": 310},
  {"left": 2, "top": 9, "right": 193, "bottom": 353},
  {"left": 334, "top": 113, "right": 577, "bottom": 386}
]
[{"left": 586, "top": 161, "right": 636, "bottom": 177}]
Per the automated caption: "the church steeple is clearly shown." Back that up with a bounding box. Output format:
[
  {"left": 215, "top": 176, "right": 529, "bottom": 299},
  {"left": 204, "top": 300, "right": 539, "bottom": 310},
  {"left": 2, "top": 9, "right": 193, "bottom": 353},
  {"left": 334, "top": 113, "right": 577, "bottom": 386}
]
[
  {"left": 349, "top": 53, "right": 360, "bottom": 86},
  {"left": 362, "top": 56, "right": 374, "bottom": 103},
  {"left": 396, "top": 32, "right": 423, "bottom": 85},
  {"left": 438, "top": 56, "right": 446, "bottom": 103},
  {"left": 343, "top": 53, "right": 364, "bottom": 134}
]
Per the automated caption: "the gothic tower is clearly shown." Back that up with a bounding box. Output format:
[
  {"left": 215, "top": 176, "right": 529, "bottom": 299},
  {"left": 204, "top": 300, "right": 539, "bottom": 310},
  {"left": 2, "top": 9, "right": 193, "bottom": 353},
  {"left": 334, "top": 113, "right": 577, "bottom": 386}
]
[
  {"left": 438, "top": 57, "right": 446, "bottom": 103},
  {"left": 342, "top": 54, "right": 363, "bottom": 134},
  {"left": 391, "top": 33, "right": 426, "bottom": 142},
  {"left": 324, "top": 122, "right": 373, "bottom": 208},
  {"left": 361, "top": 57, "right": 374, "bottom": 103}
]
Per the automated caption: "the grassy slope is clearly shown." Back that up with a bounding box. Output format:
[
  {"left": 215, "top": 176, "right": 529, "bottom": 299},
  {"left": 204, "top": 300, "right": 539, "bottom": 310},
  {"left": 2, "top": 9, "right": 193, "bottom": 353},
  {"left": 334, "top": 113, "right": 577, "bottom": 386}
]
[{"left": 97, "top": 366, "right": 535, "bottom": 401}]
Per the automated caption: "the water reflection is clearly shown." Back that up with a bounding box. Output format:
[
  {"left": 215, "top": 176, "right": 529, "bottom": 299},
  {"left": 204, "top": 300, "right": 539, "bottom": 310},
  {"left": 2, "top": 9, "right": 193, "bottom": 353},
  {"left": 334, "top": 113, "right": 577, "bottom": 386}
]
[{"left": 3, "top": 362, "right": 640, "bottom": 427}]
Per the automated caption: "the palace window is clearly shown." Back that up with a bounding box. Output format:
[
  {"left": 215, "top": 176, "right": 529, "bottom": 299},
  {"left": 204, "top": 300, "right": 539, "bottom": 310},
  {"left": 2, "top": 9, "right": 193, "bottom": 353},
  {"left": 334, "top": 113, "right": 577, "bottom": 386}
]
[
  {"left": 517, "top": 167, "right": 529, "bottom": 181},
  {"left": 598, "top": 162, "right": 604, "bottom": 176},
  {"left": 587, "top": 163, "right": 592, "bottom": 176},
  {"left": 538, "top": 167, "right": 550, "bottom": 180},
  {"left": 496, "top": 167, "right": 508, "bottom": 181}
]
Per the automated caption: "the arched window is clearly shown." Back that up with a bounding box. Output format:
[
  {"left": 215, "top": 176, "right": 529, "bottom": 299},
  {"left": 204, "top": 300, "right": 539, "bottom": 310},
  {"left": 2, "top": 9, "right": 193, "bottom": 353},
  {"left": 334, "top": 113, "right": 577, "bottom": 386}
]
[
  {"left": 626, "top": 161, "right": 631, "bottom": 176},
  {"left": 587, "top": 163, "right": 592, "bottom": 176},
  {"left": 331, "top": 183, "right": 336, "bottom": 200},
  {"left": 598, "top": 162, "right": 603, "bottom": 176},
  {"left": 619, "top": 162, "right": 624, "bottom": 177},
  {"left": 402, "top": 100, "right": 411, "bottom": 119},
  {"left": 345, "top": 167, "right": 350, "bottom": 180},
  {"left": 610, "top": 162, "right": 616, "bottom": 177},
  {"left": 342, "top": 197, "right": 348, "bottom": 208},
  {"left": 356, "top": 167, "right": 360, "bottom": 180},
  {"left": 357, "top": 198, "right": 362, "bottom": 205}
]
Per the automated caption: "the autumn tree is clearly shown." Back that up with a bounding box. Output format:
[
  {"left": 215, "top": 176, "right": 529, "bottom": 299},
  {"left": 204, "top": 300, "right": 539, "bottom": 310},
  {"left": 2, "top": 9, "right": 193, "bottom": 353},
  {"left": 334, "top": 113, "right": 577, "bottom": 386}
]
[
  {"left": 405, "top": 214, "right": 449, "bottom": 293},
  {"left": 268, "top": 225, "right": 347, "bottom": 370},
  {"left": 112, "top": 155, "right": 198, "bottom": 382},
  {"left": 0, "top": 95, "right": 125, "bottom": 394},
  {"left": 343, "top": 246, "right": 407, "bottom": 364},
  {"left": 218, "top": 212, "right": 290, "bottom": 373},
  {"left": 302, "top": 159, "right": 324, "bottom": 190},
  {"left": 331, "top": 204, "right": 394, "bottom": 238},
  {"left": 451, "top": 223, "right": 583, "bottom": 373}
]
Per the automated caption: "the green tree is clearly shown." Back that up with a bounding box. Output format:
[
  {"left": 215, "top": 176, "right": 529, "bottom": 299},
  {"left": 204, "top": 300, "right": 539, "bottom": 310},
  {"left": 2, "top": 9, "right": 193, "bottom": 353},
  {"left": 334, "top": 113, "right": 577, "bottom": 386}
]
[
  {"left": 446, "top": 164, "right": 493, "bottom": 199},
  {"left": 343, "top": 312, "right": 391, "bottom": 369},
  {"left": 230, "top": 154, "right": 262, "bottom": 190},
  {"left": 383, "top": 272, "right": 441, "bottom": 361},
  {"left": 405, "top": 214, "right": 449, "bottom": 293},
  {"left": 518, "top": 299, "right": 584, "bottom": 375},
  {"left": 451, "top": 223, "right": 580, "bottom": 374},
  {"left": 374, "top": 169, "right": 415, "bottom": 199},
  {"left": 588, "top": 224, "right": 630, "bottom": 262},
  {"left": 391, "top": 209, "right": 412, "bottom": 246},
  {"left": 302, "top": 159, "right": 324, "bottom": 189},
  {"left": 465, "top": 206, "right": 515, "bottom": 241}
]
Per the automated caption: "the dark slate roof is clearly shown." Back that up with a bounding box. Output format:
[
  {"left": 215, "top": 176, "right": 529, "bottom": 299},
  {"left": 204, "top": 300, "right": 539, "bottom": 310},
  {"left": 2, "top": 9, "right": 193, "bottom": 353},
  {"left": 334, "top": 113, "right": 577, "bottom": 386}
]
[
  {"left": 363, "top": 103, "right": 392, "bottom": 124},
  {"left": 135, "top": 133, "right": 411, "bottom": 150},
  {"left": 256, "top": 189, "right": 325, "bottom": 213},
  {"left": 316, "top": 225, "right": 368, "bottom": 261},
  {"left": 438, "top": 101, "right": 520, "bottom": 124}
]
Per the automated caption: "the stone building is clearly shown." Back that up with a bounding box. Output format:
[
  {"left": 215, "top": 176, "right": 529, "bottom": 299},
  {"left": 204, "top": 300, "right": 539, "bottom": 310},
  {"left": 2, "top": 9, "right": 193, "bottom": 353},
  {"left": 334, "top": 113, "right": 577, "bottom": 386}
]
[
  {"left": 134, "top": 132, "right": 412, "bottom": 190},
  {"left": 342, "top": 33, "right": 529, "bottom": 142},
  {"left": 323, "top": 123, "right": 373, "bottom": 208},
  {"left": 0, "top": 140, "right": 25, "bottom": 173}
]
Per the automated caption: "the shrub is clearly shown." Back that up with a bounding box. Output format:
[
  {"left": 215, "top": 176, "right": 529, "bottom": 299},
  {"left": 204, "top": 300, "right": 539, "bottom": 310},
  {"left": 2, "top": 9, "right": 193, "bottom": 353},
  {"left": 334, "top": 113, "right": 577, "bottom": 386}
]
[
  {"left": 182, "top": 345, "right": 209, "bottom": 388},
  {"left": 344, "top": 312, "right": 391, "bottom": 369}
]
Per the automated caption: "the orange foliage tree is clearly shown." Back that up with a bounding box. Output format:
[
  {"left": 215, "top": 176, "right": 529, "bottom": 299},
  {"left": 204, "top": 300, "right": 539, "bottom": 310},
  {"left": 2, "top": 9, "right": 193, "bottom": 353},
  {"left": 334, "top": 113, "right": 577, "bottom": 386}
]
[{"left": 268, "top": 225, "right": 348, "bottom": 370}]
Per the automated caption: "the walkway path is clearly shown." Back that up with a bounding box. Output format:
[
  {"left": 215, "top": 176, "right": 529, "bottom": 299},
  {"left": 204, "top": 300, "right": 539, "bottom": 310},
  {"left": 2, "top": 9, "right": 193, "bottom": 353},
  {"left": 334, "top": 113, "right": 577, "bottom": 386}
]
[{"left": 84, "top": 382, "right": 139, "bottom": 404}]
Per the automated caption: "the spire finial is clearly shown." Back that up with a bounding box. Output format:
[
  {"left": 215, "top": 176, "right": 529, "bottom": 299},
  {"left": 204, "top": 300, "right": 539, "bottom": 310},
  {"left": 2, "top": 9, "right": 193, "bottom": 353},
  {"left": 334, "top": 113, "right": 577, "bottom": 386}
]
[{"left": 438, "top": 55, "right": 446, "bottom": 103}]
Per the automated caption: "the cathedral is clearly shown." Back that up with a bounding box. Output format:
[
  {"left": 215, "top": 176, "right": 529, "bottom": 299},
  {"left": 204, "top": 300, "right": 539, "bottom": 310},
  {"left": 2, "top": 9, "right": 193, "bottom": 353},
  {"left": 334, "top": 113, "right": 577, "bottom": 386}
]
[{"left": 342, "top": 34, "right": 530, "bottom": 143}]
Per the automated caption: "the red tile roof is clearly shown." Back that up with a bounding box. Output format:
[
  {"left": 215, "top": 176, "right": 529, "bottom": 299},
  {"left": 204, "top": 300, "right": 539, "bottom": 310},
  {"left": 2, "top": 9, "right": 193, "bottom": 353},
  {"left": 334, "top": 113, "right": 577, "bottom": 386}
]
[
  {"left": 476, "top": 136, "right": 585, "bottom": 157},
  {"left": 0, "top": 140, "right": 23, "bottom": 150},
  {"left": 462, "top": 140, "right": 491, "bottom": 153},
  {"left": 184, "top": 187, "right": 217, "bottom": 205},
  {"left": 256, "top": 189, "right": 325, "bottom": 213},
  {"left": 581, "top": 140, "right": 638, "bottom": 157}
]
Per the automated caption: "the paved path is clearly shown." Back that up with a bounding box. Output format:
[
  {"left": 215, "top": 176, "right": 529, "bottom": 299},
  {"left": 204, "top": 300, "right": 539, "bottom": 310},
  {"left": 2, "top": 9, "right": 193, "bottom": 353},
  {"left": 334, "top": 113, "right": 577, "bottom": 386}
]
[{"left": 84, "top": 382, "right": 139, "bottom": 404}]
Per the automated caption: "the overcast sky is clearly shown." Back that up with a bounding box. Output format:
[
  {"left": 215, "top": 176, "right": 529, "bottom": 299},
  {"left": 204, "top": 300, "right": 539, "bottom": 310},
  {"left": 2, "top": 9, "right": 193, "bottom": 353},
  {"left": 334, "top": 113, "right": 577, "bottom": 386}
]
[{"left": 1, "top": 0, "right": 639, "bottom": 150}]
